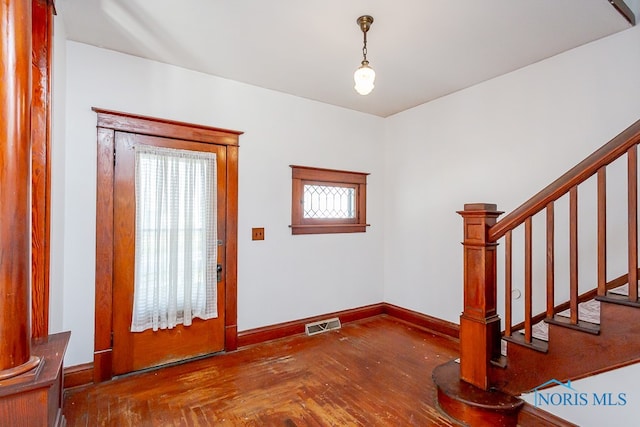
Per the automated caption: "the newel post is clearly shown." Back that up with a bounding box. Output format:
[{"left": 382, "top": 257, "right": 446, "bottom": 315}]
[{"left": 457, "top": 203, "right": 503, "bottom": 390}]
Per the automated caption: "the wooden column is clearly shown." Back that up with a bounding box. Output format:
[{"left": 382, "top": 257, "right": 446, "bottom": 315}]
[
  {"left": 0, "top": 0, "right": 40, "bottom": 378},
  {"left": 458, "top": 203, "right": 503, "bottom": 390}
]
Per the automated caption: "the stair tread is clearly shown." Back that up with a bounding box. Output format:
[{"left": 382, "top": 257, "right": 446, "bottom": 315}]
[
  {"left": 606, "top": 283, "right": 637, "bottom": 296},
  {"left": 503, "top": 333, "right": 548, "bottom": 353},
  {"left": 596, "top": 292, "right": 640, "bottom": 308},
  {"left": 527, "top": 298, "right": 600, "bottom": 342},
  {"left": 545, "top": 315, "right": 600, "bottom": 335}
]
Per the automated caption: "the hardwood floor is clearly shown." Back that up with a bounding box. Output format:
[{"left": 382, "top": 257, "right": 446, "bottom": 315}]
[{"left": 63, "top": 315, "right": 460, "bottom": 426}]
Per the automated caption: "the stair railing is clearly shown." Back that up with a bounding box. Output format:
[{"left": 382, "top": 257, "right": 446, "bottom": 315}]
[{"left": 458, "top": 118, "right": 640, "bottom": 390}]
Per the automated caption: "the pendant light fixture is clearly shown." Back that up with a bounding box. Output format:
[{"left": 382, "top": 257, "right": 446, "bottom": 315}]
[{"left": 354, "top": 15, "right": 375, "bottom": 96}]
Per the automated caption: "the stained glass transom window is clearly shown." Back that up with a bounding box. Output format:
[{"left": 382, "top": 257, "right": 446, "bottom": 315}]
[{"left": 303, "top": 185, "right": 355, "bottom": 219}]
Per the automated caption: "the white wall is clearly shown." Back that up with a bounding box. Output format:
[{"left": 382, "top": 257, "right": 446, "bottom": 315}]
[
  {"left": 383, "top": 25, "right": 640, "bottom": 324},
  {"left": 54, "top": 23, "right": 640, "bottom": 372},
  {"left": 380, "top": 24, "right": 640, "bottom": 425},
  {"left": 48, "top": 12, "right": 67, "bottom": 333},
  {"left": 57, "top": 41, "right": 385, "bottom": 366}
]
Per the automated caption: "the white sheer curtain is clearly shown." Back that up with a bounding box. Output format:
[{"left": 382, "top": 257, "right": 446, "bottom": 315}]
[{"left": 131, "top": 145, "right": 218, "bottom": 332}]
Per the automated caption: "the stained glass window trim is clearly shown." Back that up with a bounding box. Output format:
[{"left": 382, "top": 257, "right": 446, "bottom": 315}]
[{"left": 290, "top": 165, "right": 369, "bottom": 235}]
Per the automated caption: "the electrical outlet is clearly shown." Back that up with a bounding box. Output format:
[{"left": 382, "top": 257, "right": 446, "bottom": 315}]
[{"left": 252, "top": 227, "right": 265, "bottom": 241}]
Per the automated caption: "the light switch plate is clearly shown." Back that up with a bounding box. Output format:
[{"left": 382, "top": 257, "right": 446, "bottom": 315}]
[{"left": 252, "top": 227, "right": 265, "bottom": 241}]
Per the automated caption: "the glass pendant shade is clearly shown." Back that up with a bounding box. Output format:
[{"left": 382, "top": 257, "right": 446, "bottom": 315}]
[{"left": 354, "top": 61, "right": 375, "bottom": 95}]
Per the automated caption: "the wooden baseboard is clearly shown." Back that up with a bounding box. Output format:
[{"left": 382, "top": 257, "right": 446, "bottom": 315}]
[
  {"left": 237, "top": 303, "right": 385, "bottom": 348},
  {"left": 63, "top": 362, "right": 93, "bottom": 389},
  {"left": 383, "top": 303, "right": 460, "bottom": 340},
  {"left": 64, "top": 303, "right": 459, "bottom": 389},
  {"left": 518, "top": 402, "right": 578, "bottom": 427},
  {"left": 237, "top": 303, "right": 459, "bottom": 348}
]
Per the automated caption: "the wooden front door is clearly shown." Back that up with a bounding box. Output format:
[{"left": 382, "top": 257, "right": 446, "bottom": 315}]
[{"left": 112, "top": 132, "right": 227, "bottom": 375}]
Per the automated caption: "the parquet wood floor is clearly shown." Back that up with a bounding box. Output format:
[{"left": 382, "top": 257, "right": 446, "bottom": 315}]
[{"left": 63, "top": 315, "right": 460, "bottom": 426}]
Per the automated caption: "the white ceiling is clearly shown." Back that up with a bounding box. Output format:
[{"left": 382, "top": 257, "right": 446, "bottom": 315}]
[{"left": 57, "top": 0, "right": 635, "bottom": 117}]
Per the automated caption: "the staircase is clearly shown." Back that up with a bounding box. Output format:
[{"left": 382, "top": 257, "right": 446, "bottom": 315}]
[
  {"left": 507, "top": 282, "right": 631, "bottom": 345},
  {"left": 497, "top": 285, "right": 640, "bottom": 396},
  {"left": 433, "top": 119, "right": 640, "bottom": 426}
]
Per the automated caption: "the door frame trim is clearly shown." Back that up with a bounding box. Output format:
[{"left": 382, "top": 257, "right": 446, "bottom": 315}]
[{"left": 92, "top": 108, "right": 242, "bottom": 382}]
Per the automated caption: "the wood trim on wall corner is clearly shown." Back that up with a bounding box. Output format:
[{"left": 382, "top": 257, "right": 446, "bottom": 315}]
[{"left": 31, "top": 0, "right": 56, "bottom": 340}]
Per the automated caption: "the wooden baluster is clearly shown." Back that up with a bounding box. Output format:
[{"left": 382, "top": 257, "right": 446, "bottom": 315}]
[
  {"left": 505, "top": 230, "right": 513, "bottom": 337},
  {"left": 629, "top": 146, "right": 638, "bottom": 302},
  {"left": 569, "top": 186, "right": 579, "bottom": 324},
  {"left": 597, "top": 167, "right": 607, "bottom": 297},
  {"left": 546, "top": 203, "right": 555, "bottom": 318},
  {"left": 458, "top": 203, "right": 503, "bottom": 391},
  {"left": 524, "top": 218, "right": 533, "bottom": 343}
]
